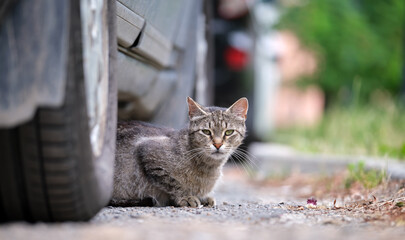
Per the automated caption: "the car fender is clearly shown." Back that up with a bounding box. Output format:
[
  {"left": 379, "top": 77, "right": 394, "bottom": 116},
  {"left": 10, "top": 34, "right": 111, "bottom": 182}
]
[{"left": 0, "top": 0, "right": 69, "bottom": 127}]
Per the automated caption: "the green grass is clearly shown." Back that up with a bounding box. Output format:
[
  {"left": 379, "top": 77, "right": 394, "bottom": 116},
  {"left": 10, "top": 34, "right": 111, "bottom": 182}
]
[
  {"left": 273, "top": 102, "right": 405, "bottom": 160},
  {"left": 345, "top": 161, "right": 386, "bottom": 189}
]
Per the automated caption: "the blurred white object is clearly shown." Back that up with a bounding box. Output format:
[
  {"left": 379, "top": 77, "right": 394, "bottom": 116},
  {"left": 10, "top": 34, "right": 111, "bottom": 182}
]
[{"left": 252, "top": 1, "right": 281, "bottom": 139}]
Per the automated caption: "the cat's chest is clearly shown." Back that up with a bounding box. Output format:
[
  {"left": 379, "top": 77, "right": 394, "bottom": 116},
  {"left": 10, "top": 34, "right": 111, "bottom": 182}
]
[{"left": 183, "top": 170, "right": 219, "bottom": 196}]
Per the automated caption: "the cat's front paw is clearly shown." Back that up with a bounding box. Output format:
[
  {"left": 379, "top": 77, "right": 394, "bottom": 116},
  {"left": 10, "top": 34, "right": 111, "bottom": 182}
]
[
  {"left": 200, "top": 196, "right": 216, "bottom": 207},
  {"left": 177, "top": 196, "right": 201, "bottom": 207}
]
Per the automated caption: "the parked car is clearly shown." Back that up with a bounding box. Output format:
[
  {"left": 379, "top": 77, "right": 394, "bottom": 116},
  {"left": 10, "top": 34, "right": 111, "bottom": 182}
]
[{"left": 0, "top": 0, "right": 212, "bottom": 221}]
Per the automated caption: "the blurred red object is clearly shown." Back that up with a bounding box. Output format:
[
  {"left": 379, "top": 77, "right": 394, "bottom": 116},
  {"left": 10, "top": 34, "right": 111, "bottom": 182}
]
[{"left": 224, "top": 46, "right": 249, "bottom": 71}]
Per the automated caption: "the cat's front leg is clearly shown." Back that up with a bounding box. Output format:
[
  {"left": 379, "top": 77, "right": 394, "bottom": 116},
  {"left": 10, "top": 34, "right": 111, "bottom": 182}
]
[
  {"left": 200, "top": 196, "right": 216, "bottom": 207},
  {"left": 175, "top": 196, "right": 201, "bottom": 207}
]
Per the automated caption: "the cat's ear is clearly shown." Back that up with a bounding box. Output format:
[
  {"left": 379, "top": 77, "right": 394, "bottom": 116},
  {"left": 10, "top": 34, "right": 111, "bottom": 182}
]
[
  {"left": 187, "top": 97, "right": 208, "bottom": 120},
  {"left": 226, "top": 97, "right": 249, "bottom": 120}
]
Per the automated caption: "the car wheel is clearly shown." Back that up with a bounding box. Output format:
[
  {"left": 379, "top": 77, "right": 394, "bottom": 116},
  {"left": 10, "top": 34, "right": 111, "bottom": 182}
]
[{"left": 0, "top": 0, "right": 117, "bottom": 222}]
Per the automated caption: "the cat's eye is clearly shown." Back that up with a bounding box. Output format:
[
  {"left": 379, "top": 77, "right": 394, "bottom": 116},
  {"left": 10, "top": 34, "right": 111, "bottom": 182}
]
[
  {"left": 202, "top": 129, "right": 211, "bottom": 135},
  {"left": 224, "top": 130, "right": 234, "bottom": 136}
]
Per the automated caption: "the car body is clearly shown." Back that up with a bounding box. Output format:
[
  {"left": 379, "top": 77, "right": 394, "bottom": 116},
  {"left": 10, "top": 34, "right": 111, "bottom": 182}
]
[{"left": 0, "top": 0, "right": 211, "bottom": 221}]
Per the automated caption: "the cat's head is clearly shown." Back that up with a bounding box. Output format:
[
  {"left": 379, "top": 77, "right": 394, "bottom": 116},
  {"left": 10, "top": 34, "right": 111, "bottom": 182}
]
[{"left": 187, "top": 97, "right": 248, "bottom": 161}]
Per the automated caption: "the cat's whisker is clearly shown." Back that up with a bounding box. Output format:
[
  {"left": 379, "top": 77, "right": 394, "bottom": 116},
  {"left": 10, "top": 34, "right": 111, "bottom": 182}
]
[
  {"left": 231, "top": 151, "right": 252, "bottom": 169},
  {"left": 236, "top": 151, "right": 257, "bottom": 167},
  {"left": 183, "top": 151, "right": 202, "bottom": 159},
  {"left": 235, "top": 151, "right": 258, "bottom": 170},
  {"left": 228, "top": 155, "right": 245, "bottom": 175},
  {"left": 183, "top": 148, "right": 206, "bottom": 158},
  {"left": 184, "top": 147, "right": 205, "bottom": 155},
  {"left": 228, "top": 150, "right": 253, "bottom": 176},
  {"left": 182, "top": 153, "right": 203, "bottom": 164},
  {"left": 230, "top": 147, "right": 257, "bottom": 160},
  {"left": 228, "top": 154, "right": 242, "bottom": 168},
  {"left": 238, "top": 151, "right": 259, "bottom": 170},
  {"left": 229, "top": 147, "right": 258, "bottom": 169},
  {"left": 229, "top": 149, "right": 257, "bottom": 177},
  {"left": 230, "top": 154, "right": 252, "bottom": 177},
  {"left": 182, "top": 148, "right": 207, "bottom": 164}
]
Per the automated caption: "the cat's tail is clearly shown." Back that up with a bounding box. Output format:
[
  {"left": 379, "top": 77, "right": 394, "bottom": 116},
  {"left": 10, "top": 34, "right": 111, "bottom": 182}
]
[{"left": 108, "top": 198, "right": 155, "bottom": 207}]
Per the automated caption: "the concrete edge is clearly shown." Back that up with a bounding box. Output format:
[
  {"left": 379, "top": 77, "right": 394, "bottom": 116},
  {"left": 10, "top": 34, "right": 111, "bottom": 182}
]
[{"left": 248, "top": 142, "right": 405, "bottom": 179}]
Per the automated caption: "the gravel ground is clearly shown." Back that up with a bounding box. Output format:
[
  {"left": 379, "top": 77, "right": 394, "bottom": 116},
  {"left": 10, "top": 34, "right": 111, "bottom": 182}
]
[{"left": 1, "top": 166, "right": 404, "bottom": 240}]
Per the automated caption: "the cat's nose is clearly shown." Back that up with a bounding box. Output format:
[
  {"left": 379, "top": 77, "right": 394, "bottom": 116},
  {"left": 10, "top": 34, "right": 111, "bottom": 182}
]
[{"left": 213, "top": 143, "right": 223, "bottom": 150}]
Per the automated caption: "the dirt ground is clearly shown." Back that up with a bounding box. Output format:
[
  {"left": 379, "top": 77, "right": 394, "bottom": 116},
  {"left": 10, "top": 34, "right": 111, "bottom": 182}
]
[{"left": 1, "top": 166, "right": 404, "bottom": 240}]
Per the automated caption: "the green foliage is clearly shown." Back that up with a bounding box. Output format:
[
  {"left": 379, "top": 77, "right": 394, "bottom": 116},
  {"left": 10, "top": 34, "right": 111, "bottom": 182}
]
[
  {"left": 273, "top": 100, "right": 405, "bottom": 160},
  {"left": 345, "top": 161, "right": 386, "bottom": 189},
  {"left": 277, "top": 0, "right": 405, "bottom": 103}
]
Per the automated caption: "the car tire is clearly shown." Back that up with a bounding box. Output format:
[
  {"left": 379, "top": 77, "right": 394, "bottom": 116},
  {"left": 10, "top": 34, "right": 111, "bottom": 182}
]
[{"left": 0, "top": 0, "right": 117, "bottom": 222}]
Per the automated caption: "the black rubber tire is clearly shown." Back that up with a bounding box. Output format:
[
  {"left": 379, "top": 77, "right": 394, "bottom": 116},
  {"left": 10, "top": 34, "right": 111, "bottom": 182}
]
[{"left": 0, "top": 0, "right": 117, "bottom": 222}]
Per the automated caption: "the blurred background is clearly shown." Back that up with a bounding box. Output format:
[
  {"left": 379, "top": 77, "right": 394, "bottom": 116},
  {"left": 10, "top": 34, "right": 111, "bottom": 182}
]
[
  {"left": 212, "top": 0, "right": 405, "bottom": 160},
  {"left": 1, "top": 0, "right": 404, "bottom": 223}
]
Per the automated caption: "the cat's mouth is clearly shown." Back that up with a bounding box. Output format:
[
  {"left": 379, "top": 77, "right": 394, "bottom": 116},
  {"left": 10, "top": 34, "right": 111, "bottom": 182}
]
[{"left": 211, "top": 150, "right": 226, "bottom": 156}]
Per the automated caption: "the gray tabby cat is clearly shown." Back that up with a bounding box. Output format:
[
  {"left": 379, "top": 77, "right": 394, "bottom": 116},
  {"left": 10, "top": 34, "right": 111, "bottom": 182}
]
[{"left": 111, "top": 97, "right": 248, "bottom": 207}]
